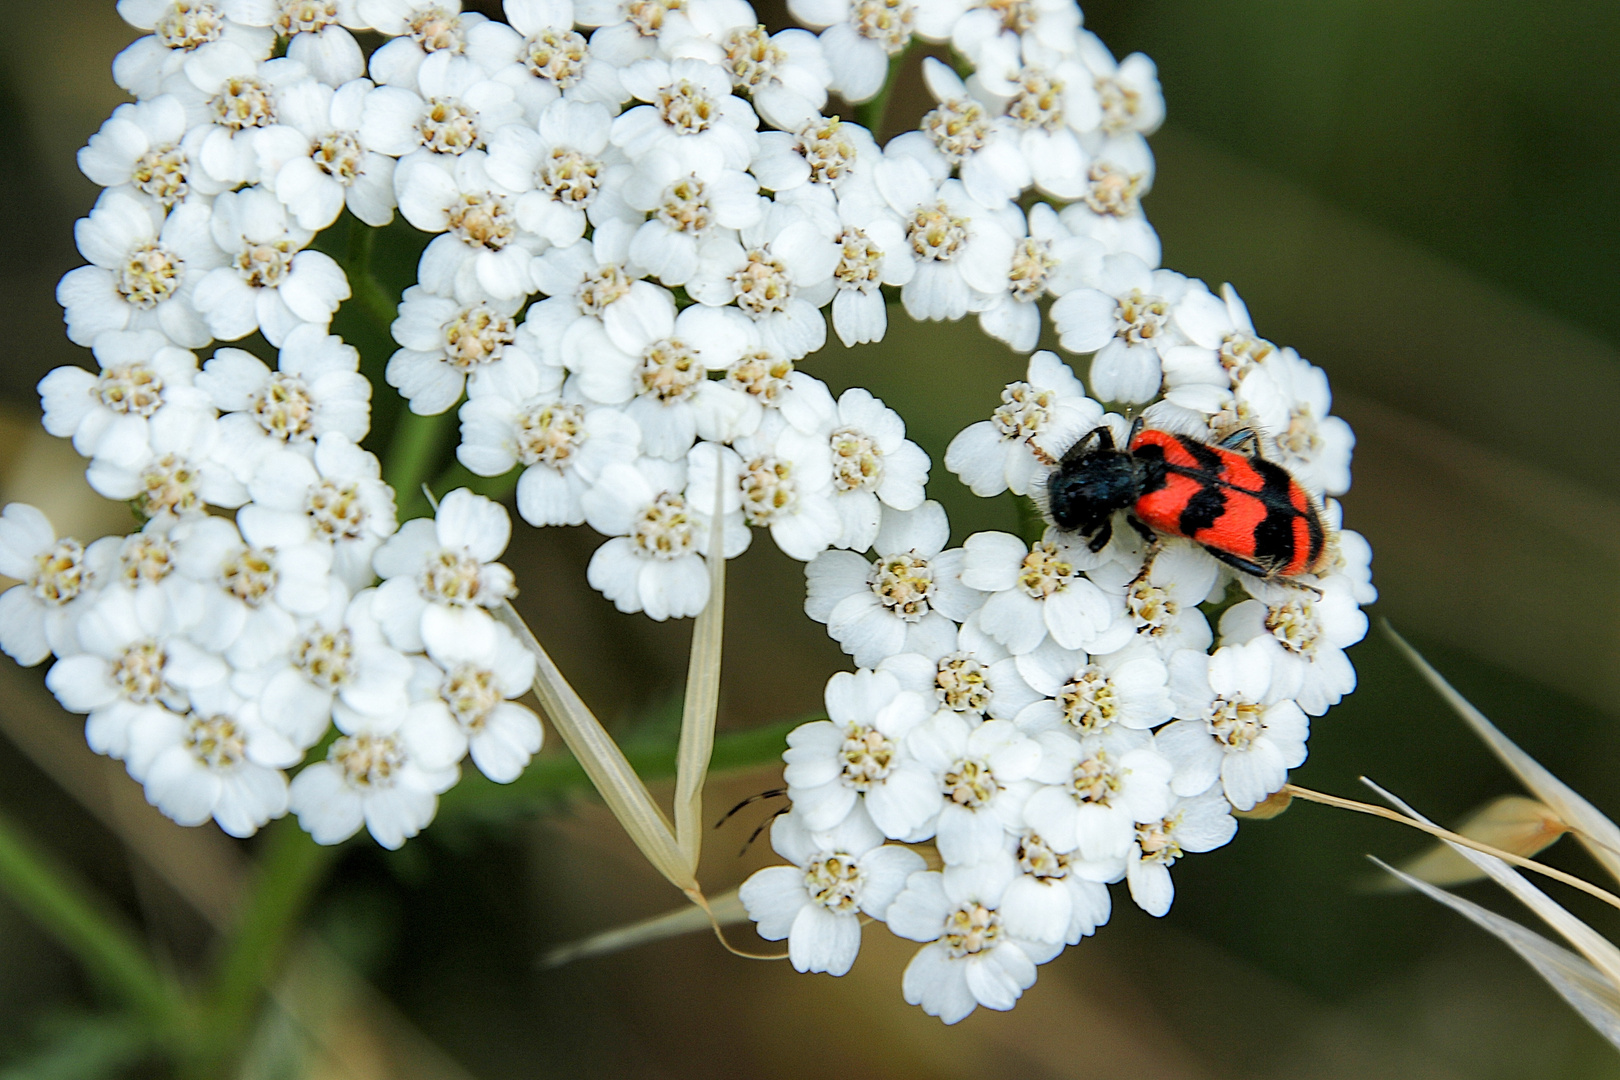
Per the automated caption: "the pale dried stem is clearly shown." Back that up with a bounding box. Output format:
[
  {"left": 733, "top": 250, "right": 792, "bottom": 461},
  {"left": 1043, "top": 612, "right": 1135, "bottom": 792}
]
[
  {"left": 496, "top": 603, "right": 696, "bottom": 894},
  {"left": 1284, "top": 783, "right": 1620, "bottom": 913},
  {"left": 674, "top": 466, "right": 727, "bottom": 874}
]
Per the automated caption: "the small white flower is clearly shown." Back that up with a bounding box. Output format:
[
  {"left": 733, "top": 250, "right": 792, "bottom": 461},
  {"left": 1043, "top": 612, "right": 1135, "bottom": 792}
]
[
  {"left": 45, "top": 584, "right": 226, "bottom": 761},
  {"left": 372, "top": 487, "right": 517, "bottom": 654},
  {"left": 782, "top": 667, "right": 938, "bottom": 838},
  {"left": 1075, "top": 34, "right": 1163, "bottom": 174},
  {"left": 886, "top": 859, "right": 1060, "bottom": 1024},
  {"left": 739, "top": 806, "right": 924, "bottom": 976},
  {"left": 85, "top": 416, "right": 250, "bottom": 522},
  {"left": 171, "top": 514, "right": 335, "bottom": 669},
  {"left": 78, "top": 94, "right": 225, "bottom": 207},
  {"left": 973, "top": 203, "right": 1101, "bottom": 353},
  {"left": 690, "top": 425, "right": 841, "bottom": 562},
  {"left": 790, "top": 0, "right": 914, "bottom": 103},
  {"left": 199, "top": 324, "right": 371, "bottom": 475},
  {"left": 575, "top": 0, "right": 700, "bottom": 66},
  {"left": 359, "top": 56, "right": 523, "bottom": 161},
  {"left": 1219, "top": 575, "right": 1366, "bottom": 717},
  {"left": 750, "top": 115, "right": 878, "bottom": 195},
  {"left": 387, "top": 285, "right": 546, "bottom": 415},
  {"left": 239, "top": 432, "right": 398, "bottom": 590},
  {"left": 1157, "top": 641, "right": 1309, "bottom": 811},
  {"left": 0, "top": 505, "right": 98, "bottom": 666},
  {"left": 999, "top": 828, "right": 1112, "bottom": 947},
  {"left": 288, "top": 709, "right": 463, "bottom": 848},
  {"left": 944, "top": 350, "right": 1103, "bottom": 497},
  {"left": 1125, "top": 786, "right": 1236, "bottom": 917},
  {"left": 706, "top": 22, "right": 831, "bottom": 131},
  {"left": 874, "top": 160, "right": 1017, "bottom": 323},
  {"left": 468, "top": 0, "right": 626, "bottom": 122},
  {"left": 126, "top": 704, "right": 296, "bottom": 835},
  {"left": 1023, "top": 726, "right": 1173, "bottom": 860},
  {"left": 906, "top": 711, "right": 1041, "bottom": 864},
  {"left": 265, "top": 76, "right": 399, "bottom": 230},
  {"left": 238, "top": 586, "right": 413, "bottom": 749},
  {"left": 878, "top": 634, "right": 1042, "bottom": 726},
  {"left": 397, "top": 151, "right": 540, "bottom": 303},
  {"left": 419, "top": 619, "right": 543, "bottom": 782},
  {"left": 611, "top": 57, "right": 760, "bottom": 175},
  {"left": 39, "top": 330, "right": 213, "bottom": 469},
  {"left": 193, "top": 186, "right": 351, "bottom": 346},
  {"left": 885, "top": 58, "right": 1029, "bottom": 207},
  {"left": 1049, "top": 252, "right": 1194, "bottom": 405},
  {"left": 688, "top": 202, "right": 840, "bottom": 360},
  {"left": 360, "top": 0, "right": 486, "bottom": 92},
  {"left": 223, "top": 0, "right": 369, "bottom": 85},
  {"left": 1087, "top": 539, "right": 1220, "bottom": 655},
  {"left": 458, "top": 385, "right": 641, "bottom": 528},
  {"left": 621, "top": 151, "right": 763, "bottom": 287},
  {"left": 561, "top": 284, "right": 750, "bottom": 457},
  {"left": 781, "top": 382, "right": 928, "bottom": 552},
  {"left": 524, "top": 219, "right": 643, "bottom": 361},
  {"left": 821, "top": 191, "right": 913, "bottom": 348},
  {"left": 1058, "top": 165, "right": 1161, "bottom": 266},
  {"left": 186, "top": 51, "right": 309, "bottom": 188},
  {"left": 960, "top": 529, "right": 1117, "bottom": 655},
  {"left": 58, "top": 187, "right": 224, "bottom": 348},
  {"left": 113, "top": 0, "right": 275, "bottom": 101},
  {"left": 581, "top": 457, "right": 749, "bottom": 620},
  {"left": 1010, "top": 638, "right": 1173, "bottom": 736},
  {"left": 805, "top": 501, "right": 983, "bottom": 668},
  {"left": 485, "top": 99, "right": 625, "bottom": 249}
]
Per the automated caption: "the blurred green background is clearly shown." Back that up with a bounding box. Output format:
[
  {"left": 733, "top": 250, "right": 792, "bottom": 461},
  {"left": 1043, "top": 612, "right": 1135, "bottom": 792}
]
[{"left": 3, "top": 1, "right": 1620, "bottom": 1076}]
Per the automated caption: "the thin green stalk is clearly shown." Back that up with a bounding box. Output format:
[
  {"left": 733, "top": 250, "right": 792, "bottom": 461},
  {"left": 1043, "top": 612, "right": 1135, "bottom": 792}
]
[
  {"left": 853, "top": 43, "right": 915, "bottom": 139},
  {"left": 343, "top": 216, "right": 396, "bottom": 330},
  {"left": 0, "top": 809, "right": 190, "bottom": 1040},
  {"left": 386, "top": 410, "right": 455, "bottom": 520},
  {"left": 188, "top": 819, "right": 338, "bottom": 1079}
]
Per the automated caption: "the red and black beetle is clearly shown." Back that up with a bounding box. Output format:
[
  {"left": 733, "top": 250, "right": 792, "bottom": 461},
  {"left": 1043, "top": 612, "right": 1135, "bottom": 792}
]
[{"left": 1043, "top": 421, "right": 1332, "bottom": 582}]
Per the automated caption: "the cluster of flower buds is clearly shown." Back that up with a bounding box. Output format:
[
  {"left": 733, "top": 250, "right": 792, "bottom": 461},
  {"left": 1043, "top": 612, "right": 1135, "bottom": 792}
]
[{"left": 2, "top": 0, "right": 1374, "bottom": 1024}]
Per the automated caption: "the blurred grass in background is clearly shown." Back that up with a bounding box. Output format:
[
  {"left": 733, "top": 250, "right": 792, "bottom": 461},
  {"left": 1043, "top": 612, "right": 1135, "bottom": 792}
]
[{"left": 2, "top": 1, "right": 1620, "bottom": 1076}]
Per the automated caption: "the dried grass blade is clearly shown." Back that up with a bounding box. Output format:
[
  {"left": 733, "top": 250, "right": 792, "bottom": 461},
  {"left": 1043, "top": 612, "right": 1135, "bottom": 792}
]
[
  {"left": 1373, "top": 858, "right": 1620, "bottom": 1050},
  {"left": 497, "top": 603, "right": 694, "bottom": 894},
  {"left": 1385, "top": 623, "right": 1620, "bottom": 884},
  {"left": 674, "top": 467, "right": 727, "bottom": 874},
  {"left": 540, "top": 889, "right": 747, "bottom": 969},
  {"left": 1362, "top": 777, "right": 1620, "bottom": 992},
  {"left": 1392, "top": 795, "right": 1568, "bottom": 889}
]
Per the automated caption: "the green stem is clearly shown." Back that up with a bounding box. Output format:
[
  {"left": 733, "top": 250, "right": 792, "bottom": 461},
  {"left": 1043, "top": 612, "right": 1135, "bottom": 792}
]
[
  {"left": 853, "top": 42, "right": 915, "bottom": 139},
  {"left": 344, "top": 216, "right": 396, "bottom": 331},
  {"left": 188, "top": 819, "right": 338, "bottom": 1079},
  {"left": 0, "top": 809, "right": 191, "bottom": 1040},
  {"left": 386, "top": 410, "right": 455, "bottom": 520}
]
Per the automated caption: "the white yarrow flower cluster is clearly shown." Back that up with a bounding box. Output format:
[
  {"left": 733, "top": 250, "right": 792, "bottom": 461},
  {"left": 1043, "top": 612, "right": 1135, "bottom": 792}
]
[{"left": 29, "top": 0, "right": 1375, "bottom": 1024}]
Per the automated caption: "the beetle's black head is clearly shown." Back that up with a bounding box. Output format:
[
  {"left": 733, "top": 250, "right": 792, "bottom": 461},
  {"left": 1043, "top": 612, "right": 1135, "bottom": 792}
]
[{"left": 1045, "top": 448, "right": 1141, "bottom": 536}]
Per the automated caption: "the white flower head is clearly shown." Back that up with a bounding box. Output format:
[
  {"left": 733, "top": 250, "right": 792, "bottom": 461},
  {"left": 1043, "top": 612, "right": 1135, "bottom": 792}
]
[
  {"left": 113, "top": 0, "right": 276, "bottom": 101},
  {"left": 1049, "top": 252, "right": 1194, "bottom": 405},
  {"left": 782, "top": 667, "right": 938, "bottom": 839},
  {"left": 687, "top": 201, "right": 839, "bottom": 360},
  {"left": 419, "top": 618, "right": 543, "bottom": 782},
  {"left": 78, "top": 94, "right": 226, "bottom": 207},
  {"left": 0, "top": 505, "right": 100, "bottom": 666},
  {"left": 691, "top": 423, "right": 841, "bottom": 562},
  {"left": 805, "top": 501, "right": 984, "bottom": 668},
  {"left": 372, "top": 488, "right": 517, "bottom": 654},
  {"left": 486, "top": 99, "right": 627, "bottom": 250},
  {"left": 974, "top": 202, "right": 1102, "bottom": 352},
  {"left": 999, "top": 827, "right": 1112, "bottom": 947},
  {"left": 886, "top": 859, "right": 1060, "bottom": 1024},
  {"left": 906, "top": 710, "right": 1042, "bottom": 864},
  {"left": 622, "top": 151, "right": 764, "bottom": 288},
  {"left": 874, "top": 160, "right": 1018, "bottom": 324},
  {"left": 945, "top": 350, "right": 1104, "bottom": 497},
  {"left": 39, "top": 330, "right": 213, "bottom": 470},
  {"left": 265, "top": 76, "right": 399, "bottom": 230},
  {"left": 387, "top": 285, "right": 548, "bottom": 416},
  {"left": 960, "top": 529, "right": 1119, "bottom": 656},
  {"left": 612, "top": 57, "right": 761, "bottom": 176},
  {"left": 58, "top": 187, "right": 225, "bottom": 348},
  {"left": 885, "top": 58, "right": 1030, "bottom": 207},
  {"left": 239, "top": 432, "right": 398, "bottom": 590},
  {"left": 288, "top": 706, "right": 463, "bottom": 848},
  {"left": 581, "top": 456, "right": 749, "bottom": 620},
  {"left": 790, "top": 0, "right": 914, "bottom": 103},
  {"left": 360, "top": 0, "right": 486, "bottom": 92},
  {"left": 1023, "top": 725, "right": 1174, "bottom": 860},
  {"left": 1087, "top": 540, "right": 1220, "bottom": 655},
  {"left": 738, "top": 805, "right": 924, "bottom": 975},
  {"left": 1157, "top": 640, "right": 1309, "bottom": 811},
  {"left": 126, "top": 700, "right": 298, "bottom": 836},
  {"left": 194, "top": 185, "right": 351, "bottom": 346},
  {"left": 1126, "top": 786, "right": 1236, "bottom": 917},
  {"left": 1010, "top": 638, "right": 1173, "bottom": 737},
  {"left": 469, "top": 0, "right": 626, "bottom": 122}
]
